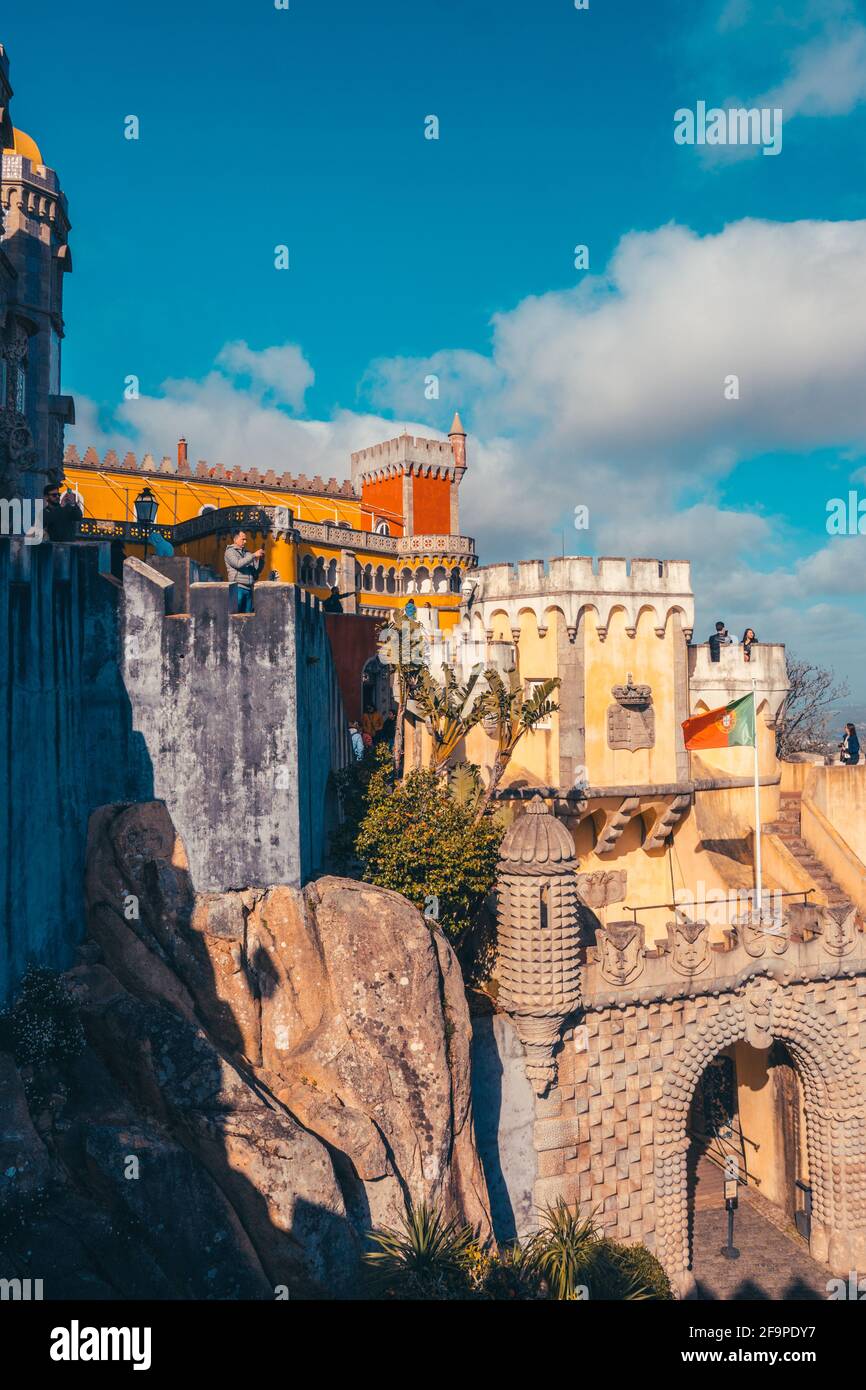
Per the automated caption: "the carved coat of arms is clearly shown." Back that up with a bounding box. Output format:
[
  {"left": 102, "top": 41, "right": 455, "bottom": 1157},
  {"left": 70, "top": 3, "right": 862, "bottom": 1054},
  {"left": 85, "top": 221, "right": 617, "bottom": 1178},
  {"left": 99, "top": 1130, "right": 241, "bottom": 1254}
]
[
  {"left": 822, "top": 906, "right": 858, "bottom": 958},
  {"left": 607, "top": 674, "right": 655, "bottom": 751},
  {"left": 597, "top": 921, "right": 644, "bottom": 986},
  {"left": 667, "top": 915, "right": 711, "bottom": 977}
]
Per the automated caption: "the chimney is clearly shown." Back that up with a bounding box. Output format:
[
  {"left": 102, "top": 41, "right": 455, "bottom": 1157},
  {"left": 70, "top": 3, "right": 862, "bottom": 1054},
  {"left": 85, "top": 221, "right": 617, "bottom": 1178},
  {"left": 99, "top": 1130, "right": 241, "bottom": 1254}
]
[{"left": 177, "top": 437, "right": 188, "bottom": 469}]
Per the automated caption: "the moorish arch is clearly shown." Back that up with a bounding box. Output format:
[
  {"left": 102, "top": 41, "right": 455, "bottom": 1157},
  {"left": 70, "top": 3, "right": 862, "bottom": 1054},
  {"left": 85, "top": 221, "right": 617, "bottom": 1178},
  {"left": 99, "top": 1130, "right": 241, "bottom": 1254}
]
[
  {"left": 485, "top": 846, "right": 866, "bottom": 1298},
  {"left": 653, "top": 978, "right": 866, "bottom": 1295}
]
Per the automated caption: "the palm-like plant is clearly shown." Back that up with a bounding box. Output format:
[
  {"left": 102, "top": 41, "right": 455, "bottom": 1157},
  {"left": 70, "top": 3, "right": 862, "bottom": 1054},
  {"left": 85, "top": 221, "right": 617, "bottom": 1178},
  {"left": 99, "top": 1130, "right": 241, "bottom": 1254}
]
[
  {"left": 474, "top": 669, "right": 561, "bottom": 820},
  {"left": 414, "top": 663, "right": 487, "bottom": 773},
  {"left": 523, "top": 1201, "right": 652, "bottom": 1301},
  {"left": 377, "top": 612, "right": 428, "bottom": 773},
  {"left": 364, "top": 1202, "right": 474, "bottom": 1296}
]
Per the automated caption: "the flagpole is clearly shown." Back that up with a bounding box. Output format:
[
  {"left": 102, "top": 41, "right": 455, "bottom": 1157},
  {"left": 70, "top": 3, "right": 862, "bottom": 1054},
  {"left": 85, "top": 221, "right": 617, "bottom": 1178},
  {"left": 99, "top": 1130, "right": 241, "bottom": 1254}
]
[{"left": 752, "top": 680, "right": 762, "bottom": 920}]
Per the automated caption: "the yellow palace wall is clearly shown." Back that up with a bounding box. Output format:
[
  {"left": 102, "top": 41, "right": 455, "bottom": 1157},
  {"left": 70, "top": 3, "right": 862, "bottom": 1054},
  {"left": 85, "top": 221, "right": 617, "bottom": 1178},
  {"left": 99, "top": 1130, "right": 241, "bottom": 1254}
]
[
  {"left": 63, "top": 466, "right": 389, "bottom": 532},
  {"left": 582, "top": 606, "right": 680, "bottom": 786},
  {"left": 66, "top": 465, "right": 464, "bottom": 616}
]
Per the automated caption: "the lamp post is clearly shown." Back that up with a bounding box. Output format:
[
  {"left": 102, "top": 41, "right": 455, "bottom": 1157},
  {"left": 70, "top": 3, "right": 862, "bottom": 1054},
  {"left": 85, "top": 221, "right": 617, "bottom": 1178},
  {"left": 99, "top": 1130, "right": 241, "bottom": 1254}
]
[
  {"left": 721, "top": 1174, "right": 740, "bottom": 1260},
  {"left": 134, "top": 486, "right": 158, "bottom": 560}
]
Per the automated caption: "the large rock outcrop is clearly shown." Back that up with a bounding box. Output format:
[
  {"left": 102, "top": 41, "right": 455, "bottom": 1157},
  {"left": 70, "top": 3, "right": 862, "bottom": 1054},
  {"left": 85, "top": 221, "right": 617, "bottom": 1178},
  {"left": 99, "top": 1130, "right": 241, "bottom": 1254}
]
[{"left": 24, "top": 798, "right": 490, "bottom": 1296}]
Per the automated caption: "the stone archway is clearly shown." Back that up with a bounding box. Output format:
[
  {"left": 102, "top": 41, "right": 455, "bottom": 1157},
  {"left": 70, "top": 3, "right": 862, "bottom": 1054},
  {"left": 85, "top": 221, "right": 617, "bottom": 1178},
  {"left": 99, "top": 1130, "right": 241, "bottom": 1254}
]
[{"left": 654, "top": 980, "right": 866, "bottom": 1295}]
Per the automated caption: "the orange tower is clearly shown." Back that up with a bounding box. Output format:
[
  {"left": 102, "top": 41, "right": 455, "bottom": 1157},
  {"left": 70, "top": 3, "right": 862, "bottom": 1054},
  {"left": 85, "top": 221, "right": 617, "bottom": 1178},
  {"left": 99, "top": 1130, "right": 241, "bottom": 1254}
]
[{"left": 351, "top": 412, "right": 468, "bottom": 537}]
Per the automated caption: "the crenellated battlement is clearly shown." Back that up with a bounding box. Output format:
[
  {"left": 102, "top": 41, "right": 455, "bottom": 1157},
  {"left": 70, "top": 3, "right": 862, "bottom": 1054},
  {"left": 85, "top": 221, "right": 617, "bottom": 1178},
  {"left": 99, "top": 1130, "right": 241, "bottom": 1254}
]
[
  {"left": 351, "top": 432, "right": 455, "bottom": 469},
  {"left": 63, "top": 444, "right": 359, "bottom": 499},
  {"left": 121, "top": 557, "right": 349, "bottom": 894},
  {"left": 464, "top": 555, "right": 694, "bottom": 641},
  {"left": 350, "top": 433, "right": 458, "bottom": 491},
  {"left": 475, "top": 555, "right": 692, "bottom": 593}
]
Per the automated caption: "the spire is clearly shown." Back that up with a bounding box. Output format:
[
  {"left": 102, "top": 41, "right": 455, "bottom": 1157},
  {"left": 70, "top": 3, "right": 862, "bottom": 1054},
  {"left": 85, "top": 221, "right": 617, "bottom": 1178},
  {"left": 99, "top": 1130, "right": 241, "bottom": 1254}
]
[{"left": 448, "top": 410, "right": 467, "bottom": 476}]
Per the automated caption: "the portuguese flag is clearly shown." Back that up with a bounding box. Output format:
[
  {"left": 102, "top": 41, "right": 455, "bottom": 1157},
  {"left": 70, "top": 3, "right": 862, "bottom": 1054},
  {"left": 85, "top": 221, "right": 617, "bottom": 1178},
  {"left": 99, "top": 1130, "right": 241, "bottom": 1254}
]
[{"left": 682, "top": 693, "right": 755, "bottom": 750}]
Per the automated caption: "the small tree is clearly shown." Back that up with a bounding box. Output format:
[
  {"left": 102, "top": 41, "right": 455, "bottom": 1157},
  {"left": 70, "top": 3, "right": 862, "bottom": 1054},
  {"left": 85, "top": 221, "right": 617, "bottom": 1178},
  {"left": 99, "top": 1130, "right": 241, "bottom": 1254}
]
[
  {"left": 413, "top": 663, "right": 487, "bottom": 773},
  {"left": 354, "top": 755, "right": 503, "bottom": 943},
  {"left": 474, "top": 669, "right": 561, "bottom": 821},
  {"left": 775, "top": 655, "right": 849, "bottom": 759}
]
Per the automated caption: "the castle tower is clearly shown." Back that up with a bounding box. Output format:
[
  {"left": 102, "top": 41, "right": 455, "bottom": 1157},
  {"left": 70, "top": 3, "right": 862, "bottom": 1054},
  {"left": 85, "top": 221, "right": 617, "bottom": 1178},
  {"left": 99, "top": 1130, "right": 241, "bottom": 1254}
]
[
  {"left": 351, "top": 413, "right": 468, "bottom": 536},
  {"left": 496, "top": 796, "right": 582, "bottom": 1095},
  {"left": 1, "top": 68, "right": 74, "bottom": 500}
]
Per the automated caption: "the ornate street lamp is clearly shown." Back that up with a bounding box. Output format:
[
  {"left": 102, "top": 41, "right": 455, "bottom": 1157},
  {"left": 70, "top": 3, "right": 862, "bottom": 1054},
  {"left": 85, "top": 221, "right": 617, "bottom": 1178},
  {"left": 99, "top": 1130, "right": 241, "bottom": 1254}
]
[{"left": 134, "top": 486, "right": 158, "bottom": 559}]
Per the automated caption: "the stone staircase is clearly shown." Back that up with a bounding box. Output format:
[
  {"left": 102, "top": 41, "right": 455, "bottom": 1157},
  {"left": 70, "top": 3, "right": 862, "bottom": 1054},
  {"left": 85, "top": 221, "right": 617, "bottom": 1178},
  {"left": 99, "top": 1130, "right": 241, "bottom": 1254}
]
[{"left": 764, "top": 792, "right": 855, "bottom": 914}]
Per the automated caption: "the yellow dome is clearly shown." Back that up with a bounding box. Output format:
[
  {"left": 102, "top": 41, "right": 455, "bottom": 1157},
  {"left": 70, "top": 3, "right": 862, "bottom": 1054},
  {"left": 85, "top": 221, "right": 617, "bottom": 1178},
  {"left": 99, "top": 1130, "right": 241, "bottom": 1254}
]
[{"left": 3, "top": 128, "right": 44, "bottom": 166}]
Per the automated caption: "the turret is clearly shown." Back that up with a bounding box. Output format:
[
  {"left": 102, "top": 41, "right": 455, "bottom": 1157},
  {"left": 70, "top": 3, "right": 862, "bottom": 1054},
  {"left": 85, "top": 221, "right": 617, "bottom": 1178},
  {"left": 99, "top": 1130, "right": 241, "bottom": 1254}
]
[
  {"left": 1, "top": 92, "right": 74, "bottom": 499},
  {"left": 448, "top": 410, "right": 467, "bottom": 477}
]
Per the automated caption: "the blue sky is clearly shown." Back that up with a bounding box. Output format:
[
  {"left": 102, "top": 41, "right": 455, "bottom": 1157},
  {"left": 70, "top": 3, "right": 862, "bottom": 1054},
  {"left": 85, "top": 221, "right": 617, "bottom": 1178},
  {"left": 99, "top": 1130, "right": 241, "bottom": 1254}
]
[{"left": 4, "top": 0, "right": 866, "bottom": 702}]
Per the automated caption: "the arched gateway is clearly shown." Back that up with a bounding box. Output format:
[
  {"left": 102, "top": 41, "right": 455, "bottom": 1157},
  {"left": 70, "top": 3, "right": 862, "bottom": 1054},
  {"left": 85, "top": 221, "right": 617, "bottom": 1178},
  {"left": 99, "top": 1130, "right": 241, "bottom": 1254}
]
[
  {"left": 652, "top": 976, "right": 866, "bottom": 1293},
  {"left": 490, "top": 807, "right": 866, "bottom": 1298}
]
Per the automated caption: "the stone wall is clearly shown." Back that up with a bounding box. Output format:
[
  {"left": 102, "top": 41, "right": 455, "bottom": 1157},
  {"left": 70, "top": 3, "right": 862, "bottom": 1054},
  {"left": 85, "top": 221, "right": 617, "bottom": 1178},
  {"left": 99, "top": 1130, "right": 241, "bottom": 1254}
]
[
  {"left": 0, "top": 538, "right": 152, "bottom": 1002},
  {"left": 121, "top": 557, "right": 349, "bottom": 894},
  {"left": 0, "top": 543, "right": 351, "bottom": 1004},
  {"left": 479, "top": 904, "right": 866, "bottom": 1295}
]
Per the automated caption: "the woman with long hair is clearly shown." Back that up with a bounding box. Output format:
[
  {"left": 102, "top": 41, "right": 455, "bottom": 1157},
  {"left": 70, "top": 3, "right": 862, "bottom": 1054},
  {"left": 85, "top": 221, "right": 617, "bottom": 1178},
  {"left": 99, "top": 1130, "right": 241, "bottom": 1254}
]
[
  {"left": 741, "top": 627, "right": 757, "bottom": 662},
  {"left": 840, "top": 723, "right": 860, "bottom": 765}
]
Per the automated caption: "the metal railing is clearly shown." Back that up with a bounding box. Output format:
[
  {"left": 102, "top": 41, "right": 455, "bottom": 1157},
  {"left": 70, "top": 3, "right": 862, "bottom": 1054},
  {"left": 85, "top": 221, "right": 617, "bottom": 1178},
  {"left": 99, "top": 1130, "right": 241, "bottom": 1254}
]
[
  {"left": 73, "top": 506, "right": 476, "bottom": 562},
  {"left": 689, "top": 1120, "right": 759, "bottom": 1186}
]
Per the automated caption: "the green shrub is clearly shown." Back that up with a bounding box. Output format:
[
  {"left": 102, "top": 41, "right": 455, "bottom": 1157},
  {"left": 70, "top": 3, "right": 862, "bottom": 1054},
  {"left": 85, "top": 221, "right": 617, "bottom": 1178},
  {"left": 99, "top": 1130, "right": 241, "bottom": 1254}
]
[
  {"left": 362, "top": 1200, "right": 669, "bottom": 1302},
  {"left": 364, "top": 1202, "right": 475, "bottom": 1300},
  {"left": 354, "top": 751, "right": 503, "bottom": 943},
  {"left": 599, "top": 1238, "right": 674, "bottom": 1300}
]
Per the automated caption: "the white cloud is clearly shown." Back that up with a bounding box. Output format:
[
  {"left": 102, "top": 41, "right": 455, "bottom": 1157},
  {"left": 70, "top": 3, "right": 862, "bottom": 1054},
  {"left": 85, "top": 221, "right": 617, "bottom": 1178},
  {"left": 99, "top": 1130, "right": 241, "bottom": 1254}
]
[
  {"left": 215, "top": 340, "right": 315, "bottom": 411},
  {"left": 370, "top": 220, "right": 866, "bottom": 470},
  {"left": 763, "top": 24, "right": 866, "bottom": 118},
  {"left": 66, "top": 220, "right": 866, "bottom": 695},
  {"left": 69, "top": 363, "right": 429, "bottom": 486}
]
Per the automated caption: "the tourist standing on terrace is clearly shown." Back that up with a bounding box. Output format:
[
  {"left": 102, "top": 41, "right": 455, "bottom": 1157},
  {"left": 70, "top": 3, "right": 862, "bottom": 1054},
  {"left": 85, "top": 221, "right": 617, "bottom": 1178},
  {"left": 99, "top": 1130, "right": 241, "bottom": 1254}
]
[
  {"left": 42, "top": 482, "right": 82, "bottom": 541},
  {"left": 741, "top": 628, "right": 758, "bottom": 662},
  {"left": 224, "top": 530, "right": 264, "bottom": 613},
  {"left": 708, "top": 621, "right": 733, "bottom": 662},
  {"left": 840, "top": 723, "right": 860, "bottom": 765}
]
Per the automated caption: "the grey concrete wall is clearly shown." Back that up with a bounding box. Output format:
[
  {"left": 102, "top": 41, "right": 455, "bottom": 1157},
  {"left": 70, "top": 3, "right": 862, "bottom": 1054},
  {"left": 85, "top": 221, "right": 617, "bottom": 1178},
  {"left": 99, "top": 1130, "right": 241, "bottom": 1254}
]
[
  {"left": 0, "top": 538, "right": 152, "bottom": 1003},
  {"left": 121, "top": 561, "right": 348, "bottom": 894},
  {"left": 471, "top": 1011, "right": 539, "bottom": 1242}
]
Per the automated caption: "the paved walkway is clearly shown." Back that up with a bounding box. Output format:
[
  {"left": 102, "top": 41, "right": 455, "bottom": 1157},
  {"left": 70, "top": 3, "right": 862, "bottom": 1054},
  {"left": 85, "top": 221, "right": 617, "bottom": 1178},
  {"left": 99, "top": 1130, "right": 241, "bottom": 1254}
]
[{"left": 689, "top": 1187, "right": 830, "bottom": 1301}]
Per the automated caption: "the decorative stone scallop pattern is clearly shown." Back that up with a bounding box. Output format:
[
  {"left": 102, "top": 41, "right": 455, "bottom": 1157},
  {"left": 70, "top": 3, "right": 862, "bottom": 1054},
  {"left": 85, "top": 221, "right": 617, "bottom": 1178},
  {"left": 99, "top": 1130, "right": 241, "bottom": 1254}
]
[{"left": 532, "top": 974, "right": 866, "bottom": 1297}]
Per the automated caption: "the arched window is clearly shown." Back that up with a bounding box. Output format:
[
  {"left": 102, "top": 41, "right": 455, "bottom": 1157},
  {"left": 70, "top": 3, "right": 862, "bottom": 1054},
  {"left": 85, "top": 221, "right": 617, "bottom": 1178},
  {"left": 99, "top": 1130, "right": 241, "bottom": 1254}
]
[
  {"left": 363, "top": 564, "right": 373, "bottom": 591},
  {"left": 198, "top": 503, "right": 217, "bottom": 517},
  {"left": 314, "top": 556, "right": 326, "bottom": 588},
  {"left": 326, "top": 558, "right": 337, "bottom": 587},
  {"left": 375, "top": 519, "right": 391, "bottom": 536},
  {"left": 374, "top": 565, "right": 385, "bottom": 593},
  {"left": 400, "top": 567, "right": 414, "bottom": 594},
  {"left": 450, "top": 567, "right": 463, "bottom": 594},
  {"left": 433, "top": 565, "right": 448, "bottom": 594},
  {"left": 415, "top": 566, "right": 431, "bottom": 594},
  {"left": 386, "top": 567, "right": 397, "bottom": 595}
]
